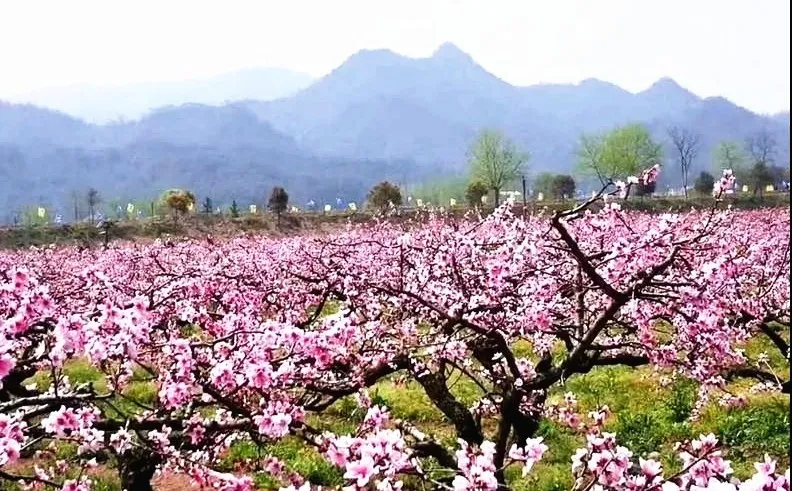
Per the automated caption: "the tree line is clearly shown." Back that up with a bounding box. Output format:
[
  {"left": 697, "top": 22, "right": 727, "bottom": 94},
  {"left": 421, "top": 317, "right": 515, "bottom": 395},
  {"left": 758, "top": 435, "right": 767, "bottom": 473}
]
[
  {"left": 420, "top": 123, "right": 789, "bottom": 208},
  {"left": 17, "top": 122, "right": 789, "bottom": 227}
]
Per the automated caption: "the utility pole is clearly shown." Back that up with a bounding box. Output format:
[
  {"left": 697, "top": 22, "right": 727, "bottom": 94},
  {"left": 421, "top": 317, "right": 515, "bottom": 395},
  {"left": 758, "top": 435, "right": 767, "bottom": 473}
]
[{"left": 521, "top": 175, "right": 527, "bottom": 218}]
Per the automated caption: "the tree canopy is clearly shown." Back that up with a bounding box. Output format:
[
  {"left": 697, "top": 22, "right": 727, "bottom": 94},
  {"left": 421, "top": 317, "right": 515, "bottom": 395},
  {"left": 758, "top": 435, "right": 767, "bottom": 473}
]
[
  {"left": 465, "top": 180, "right": 489, "bottom": 207},
  {"left": 577, "top": 124, "right": 662, "bottom": 184},
  {"left": 550, "top": 174, "right": 576, "bottom": 201},
  {"left": 469, "top": 130, "right": 527, "bottom": 206},
  {"left": 160, "top": 189, "right": 196, "bottom": 215},
  {"left": 367, "top": 181, "right": 403, "bottom": 212},
  {"left": 693, "top": 171, "right": 716, "bottom": 195},
  {"left": 712, "top": 141, "right": 748, "bottom": 175}
]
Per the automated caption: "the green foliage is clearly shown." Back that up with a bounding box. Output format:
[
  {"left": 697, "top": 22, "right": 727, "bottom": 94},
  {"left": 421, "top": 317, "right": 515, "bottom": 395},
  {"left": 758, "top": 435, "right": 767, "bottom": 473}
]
[
  {"left": 465, "top": 180, "right": 489, "bottom": 206},
  {"left": 550, "top": 174, "right": 576, "bottom": 200},
  {"left": 746, "top": 162, "right": 775, "bottom": 194},
  {"left": 713, "top": 141, "right": 748, "bottom": 174},
  {"left": 230, "top": 199, "right": 240, "bottom": 218},
  {"left": 227, "top": 439, "right": 344, "bottom": 487},
  {"left": 21, "top": 206, "right": 49, "bottom": 227},
  {"left": 122, "top": 381, "right": 157, "bottom": 407},
  {"left": 159, "top": 188, "right": 196, "bottom": 214},
  {"left": 533, "top": 172, "right": 555, "bottom": 197},
  {"left": 694, "top": 171, "right": 716, "bottom": 195},
  {"left": 711, "top": 399, "right": 790, "bottom": 459},
  {"left": 511, "top": 462, "right": 571, "bottom": 491},
  {"left": 64, "top": 359, "right": 104, "bottom": 385},
  {"left": 663, "top": 378, "right": 697, "bottom": 423},
  {"left": 207, "top": 359, "right": 788, "bottom": 491},
  {"left": 202, "top": 197, "right": 213, "bottom": 214},
  {"left": 577, "top": 124, "right": 662, "bottom": 183},
  {"left": 268, "top": 186, "right": 289, "bottom": 215},
  {"left": 366, "top": 181, "right": 403, "bottom": 212},
  {"left": 411, "top": 177, "right": 467, "bottom": 207},
  {"left": 533, "top": 173, "right": 576, "bottom": 200},
  {"left": 469, "top": 129, "right": 527, "bottom": 205}
]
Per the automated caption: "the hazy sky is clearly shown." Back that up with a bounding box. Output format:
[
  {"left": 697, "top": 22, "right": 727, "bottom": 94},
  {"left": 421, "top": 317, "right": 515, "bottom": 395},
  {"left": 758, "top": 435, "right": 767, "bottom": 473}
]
[{"left": 0, "top": 0, "right": 789, "bottom": 114}]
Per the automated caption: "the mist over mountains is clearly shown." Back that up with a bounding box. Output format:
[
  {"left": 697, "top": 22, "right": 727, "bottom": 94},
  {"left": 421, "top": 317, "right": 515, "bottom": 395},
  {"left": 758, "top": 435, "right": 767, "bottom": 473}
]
[
  {"left": 1, "top": 43, "right": 789, "bottom": 223},
  {"left": 8, "top": 67, "right": 315, "bottom": 124}
]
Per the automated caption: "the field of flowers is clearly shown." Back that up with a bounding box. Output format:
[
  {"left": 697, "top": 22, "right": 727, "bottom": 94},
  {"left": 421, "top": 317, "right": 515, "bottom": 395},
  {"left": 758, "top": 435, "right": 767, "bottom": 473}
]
[{"left": 0, "top": 196, "right": 789, "bottom": 491}]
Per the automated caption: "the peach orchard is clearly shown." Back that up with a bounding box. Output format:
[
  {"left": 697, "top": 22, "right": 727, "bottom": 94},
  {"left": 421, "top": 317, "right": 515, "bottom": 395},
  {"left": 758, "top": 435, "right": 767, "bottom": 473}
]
[{"left": 0, "top": 187, "right": 789, "bottom": 491}]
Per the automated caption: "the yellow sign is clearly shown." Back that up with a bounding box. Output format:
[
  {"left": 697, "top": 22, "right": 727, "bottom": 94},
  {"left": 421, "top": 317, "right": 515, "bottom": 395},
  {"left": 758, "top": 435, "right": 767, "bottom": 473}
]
[
  {"left": 249, "top": 204, "right": 257, "bottom": 214},
  {"left": 416, "top": 199, "right": 423, "bottom": 207},
  {"left": 127, "top": 203, "right": 134, "bottom": 214},
  {"left": 742, "top": 185, "right": 749, "bottom": 193},
  {"left": 449, "top": 198, "right": 457, "bottom": 207},
  {"left": 37, "top": 207, "right": 45, "bottom": 218},
  {"left": 766, "top": 184, "right": 775, "bottom": 192}
]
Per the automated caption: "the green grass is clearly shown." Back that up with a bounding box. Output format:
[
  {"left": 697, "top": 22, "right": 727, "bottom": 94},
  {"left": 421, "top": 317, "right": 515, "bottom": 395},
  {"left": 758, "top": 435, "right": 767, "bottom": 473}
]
[
  {"left": 16, "top": 336, "right": 789, "bottom": 490},
  {"left": 242, "top": 362, "right": 786, "bottom": 490},
  {"left": 224, "top": 438, "right": 344, "bottom": 488}
]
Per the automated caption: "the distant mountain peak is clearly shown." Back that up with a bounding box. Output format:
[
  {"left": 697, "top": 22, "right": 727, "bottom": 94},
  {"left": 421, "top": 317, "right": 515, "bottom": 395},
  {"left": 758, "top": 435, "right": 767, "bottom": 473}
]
[
  {"left": 346, "top": 47, "right": 403, "bottom": 63},
  {"left": 579, "top": 77, "right": 607, "bottom": 85},
  {"left": 637, "top": 77, "right": 700, "bottom": 111},
  {"left": 574, "top": 78, "right": 632, "bottom": 98},
  {"left": 431, "top": 42, "right": 474, "bottom": 63},
  {"left": 640, "top": 77, "right": 697, "bottom": 98},
  {"left": 649, "top": 77, "right": 683, "bottom": 89}
]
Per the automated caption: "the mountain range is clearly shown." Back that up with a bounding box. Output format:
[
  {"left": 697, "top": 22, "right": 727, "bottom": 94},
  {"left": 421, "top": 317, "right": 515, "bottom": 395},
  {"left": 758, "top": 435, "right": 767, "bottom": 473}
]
[
  {"left": 8, "top": 67, "right": 315, "bottom": 124},
  {"left": 0, "top": 42, "right": 789, "bottom": 223}
]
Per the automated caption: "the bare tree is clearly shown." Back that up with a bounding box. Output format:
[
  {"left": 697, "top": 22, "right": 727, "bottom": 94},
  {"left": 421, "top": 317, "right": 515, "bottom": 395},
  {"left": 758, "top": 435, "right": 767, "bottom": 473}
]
[
  {"left": 70, "top": 191, "right": 83, "bottom": 222},
  {"left": 745, "top": 129, "right": 777, "bottom": 167},
  {"left": 86, "top": 188, "right": 101, "bottom": 224},
  {"left": 667, "top": 126, "right": 701, "bottom": 199}
]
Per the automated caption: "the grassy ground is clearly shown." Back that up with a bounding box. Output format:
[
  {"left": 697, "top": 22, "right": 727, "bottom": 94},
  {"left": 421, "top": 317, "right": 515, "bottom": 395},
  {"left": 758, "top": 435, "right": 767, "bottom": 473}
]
[
  {"left": 10, "top": 328, "right": 788, "bottom": 490},
  {"left": 218, "top": 331, "right": 789, "bottom": 490}
]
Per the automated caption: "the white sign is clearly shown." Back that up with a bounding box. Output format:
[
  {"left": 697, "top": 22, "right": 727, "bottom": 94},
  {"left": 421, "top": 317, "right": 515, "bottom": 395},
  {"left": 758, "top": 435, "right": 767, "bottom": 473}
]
[
  {"left": 416, "top": 199, "right": 424, "bottom": 207},
  {"left": 249, "top": 204, "right": 257, "bottom": 214},
  {"left": 537, "top": 193, "right": 544, "bottom": 202},
  {"left": 324, "top": 204, "right": 332, "bottom": 212},
  {"left": 449, "top": 198, "right": 457, "bottom": 207},
  {"left": 349, "top": 202, "right": 357, "bottom": 211}
]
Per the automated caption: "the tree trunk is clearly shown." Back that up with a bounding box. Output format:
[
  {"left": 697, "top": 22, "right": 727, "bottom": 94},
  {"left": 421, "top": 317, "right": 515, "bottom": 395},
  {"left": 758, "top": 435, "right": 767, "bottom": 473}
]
[
  {"left": 493, "top": 391, "right": 545, "bottom": 487},
  {"left": 118, "top": 451, "right": 160, "bottom": 491},
  {"left": 494, "top": 188, "right": 500, "bottom": 207}
]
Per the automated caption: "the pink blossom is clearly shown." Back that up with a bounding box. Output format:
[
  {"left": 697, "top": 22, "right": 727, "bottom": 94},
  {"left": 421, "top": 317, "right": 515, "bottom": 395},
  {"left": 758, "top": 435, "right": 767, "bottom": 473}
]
[{"left": 344, "top": 456, "right": 377, "bottom": 487}]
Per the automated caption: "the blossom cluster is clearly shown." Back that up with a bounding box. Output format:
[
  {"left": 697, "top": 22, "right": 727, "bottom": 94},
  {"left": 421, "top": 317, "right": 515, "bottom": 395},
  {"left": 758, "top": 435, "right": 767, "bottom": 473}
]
[{"left": 0, "top": 199, "right": 788, "bottom": 490}]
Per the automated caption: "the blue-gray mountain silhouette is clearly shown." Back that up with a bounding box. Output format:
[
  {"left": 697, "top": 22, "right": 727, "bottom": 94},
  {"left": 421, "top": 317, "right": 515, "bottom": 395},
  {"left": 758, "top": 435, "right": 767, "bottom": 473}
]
[{"left": 0, "top": 42, "right": 788, "bottom": 222}]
